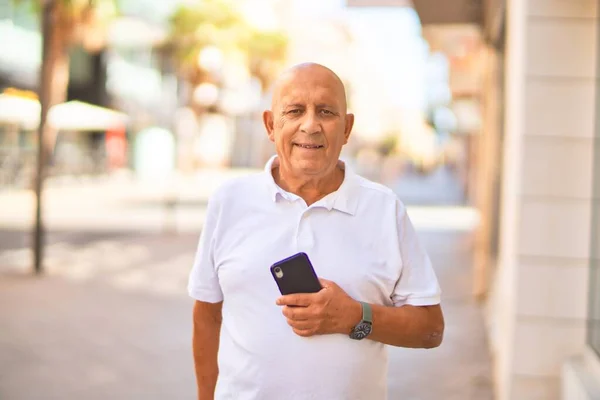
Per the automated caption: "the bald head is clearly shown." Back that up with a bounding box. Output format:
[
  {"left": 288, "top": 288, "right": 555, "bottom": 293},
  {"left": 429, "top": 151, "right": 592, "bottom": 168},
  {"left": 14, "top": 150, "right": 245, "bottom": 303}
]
[
  {"left": 262, "top": 62, "right": 355, "bottom": 181},
  {"left": 271, "top": 63, "right": 348, "bottom": 113}
]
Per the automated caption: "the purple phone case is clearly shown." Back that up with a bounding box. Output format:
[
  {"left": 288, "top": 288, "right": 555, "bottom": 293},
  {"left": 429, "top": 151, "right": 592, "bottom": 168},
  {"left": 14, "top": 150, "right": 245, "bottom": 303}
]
[{"left": 270, "top": 252, "right": 322, "bottom": 295}]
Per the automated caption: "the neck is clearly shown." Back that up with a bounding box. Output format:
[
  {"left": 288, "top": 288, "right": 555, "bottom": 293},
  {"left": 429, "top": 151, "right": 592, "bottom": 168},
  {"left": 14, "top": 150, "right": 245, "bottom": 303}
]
[{"left": 274, "top": 163, "right": 344, "bottom": 206}]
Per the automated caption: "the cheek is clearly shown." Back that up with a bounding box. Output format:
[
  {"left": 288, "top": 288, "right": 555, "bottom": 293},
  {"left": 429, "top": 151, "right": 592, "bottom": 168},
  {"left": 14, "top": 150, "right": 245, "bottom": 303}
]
[
  {"left": 274, "top": 122, "right": 295, "bottom": 146},
  {"left": 325, "top": 129, "right": 347, "bottom": 148}
]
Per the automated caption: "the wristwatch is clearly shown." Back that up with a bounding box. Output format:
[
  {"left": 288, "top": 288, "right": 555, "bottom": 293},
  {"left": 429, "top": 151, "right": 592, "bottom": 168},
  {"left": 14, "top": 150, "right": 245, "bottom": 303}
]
[{"left": 349, "top": 301, "right": 372, "bottom": 340}]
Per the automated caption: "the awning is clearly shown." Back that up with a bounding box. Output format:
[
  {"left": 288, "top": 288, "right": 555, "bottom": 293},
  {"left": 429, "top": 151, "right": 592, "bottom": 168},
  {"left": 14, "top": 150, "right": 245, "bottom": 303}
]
[
  {"left": 346, "top": 0, "right": 504, "bottom": 44},
  {"left": 0, "top": 94, "right": 129, "bottom": 131},
  {"left": 412, "top": 0, "right": 483, "bottom": 25},
  {"left": 0, "top": 93, "right": 41, "bottom": 130},
  {"left": 412, "top": 0, "right": 505, "bottom": 48},
  {"left": 48, "top": 101, "right": 129, "bottom": 131},
  {"left": 346, "top": 0, "right": 412, "bottom": 6}
]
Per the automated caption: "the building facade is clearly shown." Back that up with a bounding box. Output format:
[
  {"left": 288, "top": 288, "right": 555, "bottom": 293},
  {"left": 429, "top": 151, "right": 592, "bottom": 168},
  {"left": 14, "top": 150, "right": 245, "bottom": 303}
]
[
  {"left": 489, "top": 0, "right": 600, "bottom": 398},
  {"left": 402, "top": 0, "right": 600, "bottom": 398}
]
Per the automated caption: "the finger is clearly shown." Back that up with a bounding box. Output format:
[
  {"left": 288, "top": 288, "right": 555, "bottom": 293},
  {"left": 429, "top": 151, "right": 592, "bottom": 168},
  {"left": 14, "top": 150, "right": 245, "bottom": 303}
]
[
  {"left": 293, "top": 327, "right": 316, "bottom": 337},
  {"left": 282, "top": 305, "right": 310, "bottom": 320},
  {"left": 286, "top": 318, "right": 314, "bottom": 330},
  {"left": 276, "top": 294, "right": 314, "bottom": 307}
]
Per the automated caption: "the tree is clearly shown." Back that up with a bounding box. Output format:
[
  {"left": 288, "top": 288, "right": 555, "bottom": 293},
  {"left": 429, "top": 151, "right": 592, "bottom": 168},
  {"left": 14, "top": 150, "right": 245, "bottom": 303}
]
[
  {"left": 14, "top": 0, "right": 117, "bottom": 274},
  {"left": 245, "top": 30, "right": 288, "bottom": 92},
  {"left": 168, "top": 0, "right": 288, "bottom": 108}
]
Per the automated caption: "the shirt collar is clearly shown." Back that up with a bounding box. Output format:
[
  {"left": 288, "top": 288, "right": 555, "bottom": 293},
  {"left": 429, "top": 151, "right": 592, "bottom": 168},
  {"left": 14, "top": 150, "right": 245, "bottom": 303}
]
[{"left": 263, "top": 155, "right": 359, "bottom": 216}]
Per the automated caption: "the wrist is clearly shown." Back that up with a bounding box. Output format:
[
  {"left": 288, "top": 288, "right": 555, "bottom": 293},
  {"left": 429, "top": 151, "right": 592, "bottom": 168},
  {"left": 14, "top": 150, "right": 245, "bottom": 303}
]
[{"left": 345, "top": 300, "right": 363, "bottom": 333}]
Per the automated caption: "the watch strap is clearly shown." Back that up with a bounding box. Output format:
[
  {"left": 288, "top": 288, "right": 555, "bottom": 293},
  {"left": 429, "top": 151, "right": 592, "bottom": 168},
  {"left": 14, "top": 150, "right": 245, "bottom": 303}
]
[{"left": 360, "top": 301, "right": 372, "bottom": 324}]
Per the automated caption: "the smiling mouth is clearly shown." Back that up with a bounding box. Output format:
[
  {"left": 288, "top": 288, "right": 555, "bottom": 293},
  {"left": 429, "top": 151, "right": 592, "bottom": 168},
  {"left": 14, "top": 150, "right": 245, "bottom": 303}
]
[{"left": 294, "top": 143, "right": 324, "bottom": 149}]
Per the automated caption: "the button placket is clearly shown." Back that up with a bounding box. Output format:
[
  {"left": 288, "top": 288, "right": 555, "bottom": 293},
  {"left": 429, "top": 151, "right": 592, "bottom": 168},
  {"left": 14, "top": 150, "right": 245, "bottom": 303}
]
[{"left": 295, "top": 209, "right": 315, "bottom": 252}]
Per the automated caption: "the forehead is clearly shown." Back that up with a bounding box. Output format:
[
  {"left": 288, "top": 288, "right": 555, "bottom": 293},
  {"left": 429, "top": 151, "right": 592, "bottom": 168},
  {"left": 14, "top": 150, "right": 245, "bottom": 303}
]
[
  {"left": 279, "top": 86, "right": 341, "bottom": 107},
  {"left": 276, "top": 69, "right": 345, "bottom": 108}
]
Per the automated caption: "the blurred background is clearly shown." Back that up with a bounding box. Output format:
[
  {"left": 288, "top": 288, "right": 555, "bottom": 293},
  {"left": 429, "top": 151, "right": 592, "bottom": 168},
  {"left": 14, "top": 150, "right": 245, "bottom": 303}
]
[{"left": 0, "top": 0, "right": 598, "bottom": 399}]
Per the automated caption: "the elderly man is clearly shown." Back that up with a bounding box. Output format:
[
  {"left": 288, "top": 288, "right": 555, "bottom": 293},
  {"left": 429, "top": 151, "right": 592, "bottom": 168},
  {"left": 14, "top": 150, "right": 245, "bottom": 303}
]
[{"left": 188, "top": 63, "right": 444, "bottom": 400}]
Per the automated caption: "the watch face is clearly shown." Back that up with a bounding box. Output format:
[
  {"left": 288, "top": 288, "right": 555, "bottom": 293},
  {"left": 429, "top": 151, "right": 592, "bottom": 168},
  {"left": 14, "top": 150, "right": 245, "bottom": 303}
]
[{"left": 350, "top": 321, "right": 372, "bottom": 340}]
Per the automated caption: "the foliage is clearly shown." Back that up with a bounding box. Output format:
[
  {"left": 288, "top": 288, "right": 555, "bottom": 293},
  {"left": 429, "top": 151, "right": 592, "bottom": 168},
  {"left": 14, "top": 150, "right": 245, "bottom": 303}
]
[
  {"left": 168, "top": 0, "right": 288, "bottom": 88},
  {"left": 11, "top": 0, "right": 118, "bottom": 51},
  {"left": 245, "top": 30, "right": 287, "bottom": 61},
  {"left": 378, "top": 133, "right": 399, "bottom": 156},
  {"left": 169, "top": 0, "right": 246, "bottom": 67},
  {"left": 12, "top": 0, "right": 118, "bottom": 23}
]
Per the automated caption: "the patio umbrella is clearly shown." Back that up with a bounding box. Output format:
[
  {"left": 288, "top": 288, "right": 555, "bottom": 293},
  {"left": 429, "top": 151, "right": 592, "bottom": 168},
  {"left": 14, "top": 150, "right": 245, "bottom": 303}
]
[
  {"left": 0, "top": 93, "right": 41, "bottom": 130},
  {"left": 48, "top": 100, "right": 129, "bottom": 131},
  {"left": 0, "top": 95, "right": 129, "bottom": 131}
]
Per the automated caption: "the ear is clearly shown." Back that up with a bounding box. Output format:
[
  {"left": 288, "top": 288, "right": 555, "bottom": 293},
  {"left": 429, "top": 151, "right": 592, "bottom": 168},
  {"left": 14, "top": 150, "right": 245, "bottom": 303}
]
[
  {"left": 263, "top": 110, "right": 275, "bottom": 142},
  {"left": 343, "top": 113, "right": 354, "bottom": 144}
]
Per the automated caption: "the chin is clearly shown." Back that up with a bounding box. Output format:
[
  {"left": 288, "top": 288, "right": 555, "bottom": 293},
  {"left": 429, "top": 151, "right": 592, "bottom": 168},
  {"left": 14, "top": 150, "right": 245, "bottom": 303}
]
[{"left": 294, "top": 160, "right": 325, "bottom": 175}]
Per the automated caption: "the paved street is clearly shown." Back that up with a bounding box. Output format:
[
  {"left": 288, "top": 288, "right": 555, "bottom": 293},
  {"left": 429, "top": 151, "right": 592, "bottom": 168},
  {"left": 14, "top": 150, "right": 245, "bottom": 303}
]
[{"left": 0, "top": 169, "right": 493, "bottom": 399}]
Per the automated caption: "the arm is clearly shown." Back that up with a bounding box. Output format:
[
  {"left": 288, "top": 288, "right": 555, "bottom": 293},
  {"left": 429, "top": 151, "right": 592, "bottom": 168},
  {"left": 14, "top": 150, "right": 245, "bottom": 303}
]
[
  {"left": 372, "top": 198, "right": 443, "bottom": 348},
  {"left": 277, "top": 280, "right": 444, "bottom": 349},
  {"left": 188, "top": 192, "right": 225, "bottom": 399},
  {"left": 279, "top": 200, "right": 444, "bottom": 347},
  {"left": 347, "top": 300, "right": 444, "bottom": 348},
  {"left": 192, "top": 300, "right": 223, "bottom": 400}
]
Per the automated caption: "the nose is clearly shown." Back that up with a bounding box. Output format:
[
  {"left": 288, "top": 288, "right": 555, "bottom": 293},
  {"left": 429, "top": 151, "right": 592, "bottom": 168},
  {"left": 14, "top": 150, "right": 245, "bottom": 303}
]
[{"left": 299, "top": 110, "right": 322, "bottom": 135}]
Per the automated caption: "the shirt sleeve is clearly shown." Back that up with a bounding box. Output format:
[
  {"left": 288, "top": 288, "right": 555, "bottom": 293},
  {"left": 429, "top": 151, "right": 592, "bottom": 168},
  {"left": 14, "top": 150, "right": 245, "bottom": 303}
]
[
  {"left": 390, "top": 200, "right": 441, "bottom": 307},
  {"left": 187, "top": 194, "right": 224, "bottom": 303}
]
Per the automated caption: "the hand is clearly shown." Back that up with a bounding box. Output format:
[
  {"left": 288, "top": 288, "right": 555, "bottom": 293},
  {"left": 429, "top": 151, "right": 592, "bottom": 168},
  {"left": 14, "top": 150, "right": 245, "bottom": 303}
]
[{"left": 276, "top": 278, "right": 362, "bottom": 337}]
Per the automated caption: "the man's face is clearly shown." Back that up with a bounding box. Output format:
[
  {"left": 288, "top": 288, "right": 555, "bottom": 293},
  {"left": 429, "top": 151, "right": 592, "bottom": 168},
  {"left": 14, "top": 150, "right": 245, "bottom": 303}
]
[{"left": 263, "top": 67, "right": 354, "bottom": 177}]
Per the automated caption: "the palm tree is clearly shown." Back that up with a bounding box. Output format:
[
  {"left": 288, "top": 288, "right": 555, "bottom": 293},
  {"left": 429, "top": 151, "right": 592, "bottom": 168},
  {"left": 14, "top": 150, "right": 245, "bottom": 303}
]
[
  {"left": 14, "top": 0, "right": 117, "bottom": 274},
  {"left": 245, "top": 30, "right": 288, "bottom": 92},
  {"left": 168, "top": 0, "right": 288, "bottom": 109}
]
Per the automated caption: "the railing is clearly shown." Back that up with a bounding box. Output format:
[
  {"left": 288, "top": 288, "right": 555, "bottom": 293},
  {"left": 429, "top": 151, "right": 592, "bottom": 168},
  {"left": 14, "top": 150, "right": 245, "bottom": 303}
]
[
  {"left": 0, "top": 148, "right": 35, "bottom": 189},
  {"left": 0, "top": 146, "right": 109, "bottom": 190}
]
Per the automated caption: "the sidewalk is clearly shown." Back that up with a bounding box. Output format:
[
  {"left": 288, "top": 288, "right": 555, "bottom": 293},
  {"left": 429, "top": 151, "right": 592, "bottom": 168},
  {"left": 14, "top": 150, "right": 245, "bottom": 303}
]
[{"left": 0, "top": 229, "right": 492, "bottom": 400}]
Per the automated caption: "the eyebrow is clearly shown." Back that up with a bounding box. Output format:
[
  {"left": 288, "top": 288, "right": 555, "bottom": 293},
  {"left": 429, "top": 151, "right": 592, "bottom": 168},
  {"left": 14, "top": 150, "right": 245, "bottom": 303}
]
[
  {"left": 282, "top": 103, "right": 305, "bottom": 109},
  {"left": 316, "top": 103, "right": 337, "bottom": 109}
]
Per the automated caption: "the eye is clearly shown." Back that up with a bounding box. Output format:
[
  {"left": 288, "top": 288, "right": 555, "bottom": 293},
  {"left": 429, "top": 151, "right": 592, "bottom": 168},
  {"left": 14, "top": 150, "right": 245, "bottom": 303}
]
[
  {"left": 287, "top": 109, "right": 302, "bottom": 114},
  {"left": 320, "top": 109, "right": 334, "bottom": 115}
]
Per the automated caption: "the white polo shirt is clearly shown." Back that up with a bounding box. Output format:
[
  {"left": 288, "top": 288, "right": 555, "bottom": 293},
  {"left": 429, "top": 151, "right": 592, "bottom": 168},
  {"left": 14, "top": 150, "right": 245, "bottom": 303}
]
[{"left": 188, "top": 155, "right": 441, "bottom": 400}]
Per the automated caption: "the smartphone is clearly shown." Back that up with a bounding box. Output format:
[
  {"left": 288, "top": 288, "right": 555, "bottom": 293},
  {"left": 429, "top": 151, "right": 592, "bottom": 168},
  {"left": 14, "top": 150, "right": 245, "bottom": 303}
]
[{"left": 270, "top": 252, "right": 322, "bottom": 295}]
